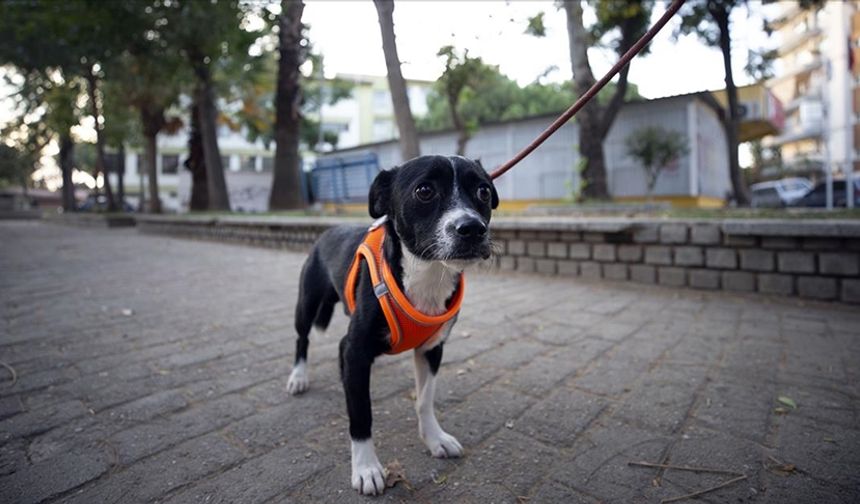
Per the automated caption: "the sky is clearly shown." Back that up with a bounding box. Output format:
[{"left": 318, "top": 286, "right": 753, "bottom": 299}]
[{"left": 302, "top": 0, "right": 779, "bottom": 98}]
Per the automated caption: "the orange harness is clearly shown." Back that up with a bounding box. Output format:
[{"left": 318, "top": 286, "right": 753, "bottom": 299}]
[{"left": 344, "top": 219, "right": 465, "bottom": 355}]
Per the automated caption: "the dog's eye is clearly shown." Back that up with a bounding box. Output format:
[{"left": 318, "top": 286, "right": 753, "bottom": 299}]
[
  {"left": 476, "top": 185, "right": 492, "bottom": 204},
  {"left": 414, "top": 184, "right": 436, "bottom": 202}
]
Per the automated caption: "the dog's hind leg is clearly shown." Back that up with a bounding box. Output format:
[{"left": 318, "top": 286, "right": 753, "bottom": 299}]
[
  {"left": 288, "top": 253, "right": 330, "bottom": 395},
  {"left": 413, "top": 343, "right": 463, "bottom": 458}
]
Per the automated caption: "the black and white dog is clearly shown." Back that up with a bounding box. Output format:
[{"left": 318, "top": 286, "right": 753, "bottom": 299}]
[{"left": 286, "top": 155, "right": 498, "bottom": 495}]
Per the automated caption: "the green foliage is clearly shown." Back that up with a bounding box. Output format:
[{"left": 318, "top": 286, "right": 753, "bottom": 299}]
[
  {"left": 744, "top": 48, "right": 778, "bottom": 82},
  {"left": 625, "top": 126, "right": 689, "bottom": 194},
  {"left": 675, "top": 0, "right": 743, "bottom": 46},
  {"left": 525, "top": 12, "right": 547, "bottom": 37},
  {"left": 0, "top": 143, "right": 34, "bottom": 190},
  {"left": 591, "top": 0, "right": 654, "bottom": 55},
  {"left": 419, "top": 59, "right": 639, "bottom": 133}
]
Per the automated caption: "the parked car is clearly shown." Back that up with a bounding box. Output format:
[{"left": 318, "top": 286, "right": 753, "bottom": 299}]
[
  {"left": 77, "top": 194, "right": 135, "bottom": 212},
  {"left": 789, "top": 179, "right": 860, "bottom": 208},
  {"left": 750, "top": 178, "right": 813, "bottom": 208}
]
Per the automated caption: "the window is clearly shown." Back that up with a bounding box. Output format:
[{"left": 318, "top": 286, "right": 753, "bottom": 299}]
[
  {"left": 221, "top": 155, "right": 234, "bottom": 171},
  {"left": 262, "top": 157, "right": 274, "bottom": 172},
  {"left": 373, "top": 90, "right": 391, "bottom": 112},
  {"left": 161, "top": 154, "right": 179, "bottom": 174},
  {"left": 372, "top": 119, "right": 394, "bottom": 141},
  {"left": 241, "top": 155, "right": 257, "bottom": 172}
]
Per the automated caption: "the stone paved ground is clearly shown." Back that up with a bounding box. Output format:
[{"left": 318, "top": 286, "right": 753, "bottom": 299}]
[{"left": 1, "top": 221, "right": 859, "bottom": 504}]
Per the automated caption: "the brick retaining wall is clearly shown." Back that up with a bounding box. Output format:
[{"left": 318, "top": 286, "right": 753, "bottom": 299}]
[{"left": 136, "top": 215, "right": 860, "bottom": 304}]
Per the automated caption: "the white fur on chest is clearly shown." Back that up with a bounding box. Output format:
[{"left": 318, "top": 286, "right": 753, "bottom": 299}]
[{"left": 400, "top": 245, "right": 460, "bottom": 316}]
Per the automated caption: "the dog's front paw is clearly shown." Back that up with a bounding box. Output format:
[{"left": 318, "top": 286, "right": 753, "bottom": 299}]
[
  {"left": 351, "top": 460, "right": 386, "bottom": 496},
  {"left": 286, "top": 363, "right": 308, "bottom": 395},
  {"left": 424, "top": 430, "right": 463, "bottom": 458}
]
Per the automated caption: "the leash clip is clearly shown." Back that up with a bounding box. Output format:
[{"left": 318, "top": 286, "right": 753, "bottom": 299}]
[{"left": 373, "top": 282, "right": 389, "bottom": 298}]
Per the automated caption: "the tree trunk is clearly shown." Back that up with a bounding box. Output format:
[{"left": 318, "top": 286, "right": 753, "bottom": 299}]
[
  {"left": 374, "top": 0, "right": 420, "bottom": 160},
  {"left": 140, "top": 106, "right": 164, "bottom": 213},
  {"left": 712, "top": 4, "right": 749, "bottom": 205},
  {"left": 564, "top": 0, "right": 609, "bottom": 200},
  {"left": 144, "top": 132, "right": 162, "bottom": 213},
  {"left": 117, "top": 144, "right": 125, "bottom": 208},
  {"left": 59, "top": 134, "right": 76, "bottom": 212},
  {"left": 185, "top": 101, "right": 209, "bottom": 211},
  {"left": 270, "top": 0, "right": 306, "bottom": 211},
  {"left": 194, "top": 67, "right": 231, "bottom": 211},
  {"left": 86, "top": 67, "right": 117, "bottom": 211}
]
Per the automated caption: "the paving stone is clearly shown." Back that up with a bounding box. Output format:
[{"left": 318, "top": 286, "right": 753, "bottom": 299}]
[
  {"left": 0, "top": 447, "right": 111, "bottom": 504},
  {"left": 557, "top": 259, "right": 579, "bottom": 276},
  {"left": 818, "top": 252, "right": 859, "bottom": 276},
  {"left": 690, "top": 224, "right": 720, "bottom": 244},
  {"left": 659, "top": 223, "right": 688, "bottom": 244},
  {"left": 802, "top": 237, "right": 843, "bottom": 250},
  {"left": 658, "top": 266, "right": 686, "bottom": 287},
  {"left": 673, "top": 246, "right": 703, "bottom": 266},
  {"left": 568, "top": 243, "right": 591, "bottom": 259},
  {"left": 739, "top": 249, "right": 775, "bottom": 272},
  {"left": 546, "top": 242, "right": 568, "bottom": 258},
  {"left": 507, "top": 239, "right": 526, "bottom": 255},
  {"left": 644, "top": 245, "right": 672, "bottom": 265},
  {"left": 629, "top": 264, "right": 656, "bottom": 284},
  {"left": 688, "top": 268, "right": 719, "bottom": 290},
  {"left": 617, "top": 244, "right": 643, "bottom": 262},
  {"left": 526, "top": 241, "right": 546, "bottom": 257},
  {"left": 705, "top": 247, "right": 737, "bottom": 269},
  {"left": 592, "top": 244, "right": 616, "bottom": 262},
  {"left": 721, "top": 271, "right": 755, "bottom": 292},
  {"left": 633, "top": 224, "right": 659, "bottom": 243},
  {"left": 579, "top": 261, "right": 602, "bottom": 279},
  {"left": 602, "top": 263, "right": 628, "bottom": 281},
  {"left": 582, "top": 232, "right": 605, "bottom": 243},
  {"left": 777, "top": 251, "right": 815, "bottom": 273},
  {"left": 723, "top": 234, "right": 757, "bottom": 247},
  {"left": 842, "top": 279, "right": 860, "bottom": 304},
  {"left": 535, "top": 258, "right": 557, "bottom": 275},
  {"left": 761, "top": 236, "right": 799, "bottom": 249},
  {"left": 516, "top": 257, "right": 535, "bottom": 273},
  {"left": 3, "top": 221, "right": 860, "bottom": 503},
  {"left": 757, "top": 273, "right": 794, "bottom": 296},
  {"left": 797, "top": 276, "right": 838, "bottom": 300}
]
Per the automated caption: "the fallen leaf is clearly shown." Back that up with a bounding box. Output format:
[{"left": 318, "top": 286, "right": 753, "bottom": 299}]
[
  {"left": 432, "top": 473, "right": 448, "bottom": 485},
  {"left": 777, "top": 396, "right": 797, "bottom": 409},
  {"left": 384, "top": 459, "right": 412, "bottom": 490},
  {"left": 823, "top": 437, "right": 835, "bottom": 443},
  {"left": 505, "top": 419, "right": 515, "bottom": 429},
  {"left": 121, "top": 308, "right": 134, "bottom": 316},
  {"left": 773, "top": 407, "right": 788, "bottom": 415}
]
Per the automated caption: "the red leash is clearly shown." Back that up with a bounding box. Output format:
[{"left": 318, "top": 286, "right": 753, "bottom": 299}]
[{"left": 489, "top": 0, "right": 686, "bottom": 180}]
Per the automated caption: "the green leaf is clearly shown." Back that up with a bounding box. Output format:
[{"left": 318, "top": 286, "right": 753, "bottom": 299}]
[{"left": 777, "top": 396, "right": 797, "bottom": 409}]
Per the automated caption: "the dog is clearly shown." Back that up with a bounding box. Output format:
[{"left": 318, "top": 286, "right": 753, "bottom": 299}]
[{"left": 286, "top": 155, "right": 498, "bottom": 495}]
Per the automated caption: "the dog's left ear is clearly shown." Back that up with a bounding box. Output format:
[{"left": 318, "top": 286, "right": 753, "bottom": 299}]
[
  {"left": 368, "top": 168, "right": 396, "bottom": 218},
  {"left": 474, "top": 159, "right": 500, "bottom": 209}
]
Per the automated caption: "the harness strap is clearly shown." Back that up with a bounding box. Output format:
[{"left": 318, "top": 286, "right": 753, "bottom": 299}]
[{"left": 343, "top": 223, "right": 464, "bottom": 355}]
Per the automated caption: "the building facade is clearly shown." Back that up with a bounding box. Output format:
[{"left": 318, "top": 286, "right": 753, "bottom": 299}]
[
  {"left": 767, "top": 1, "right": 859, "bottom": 180},
  {"left": 318, "top": 93, "right": 731, "bottom": 210}
]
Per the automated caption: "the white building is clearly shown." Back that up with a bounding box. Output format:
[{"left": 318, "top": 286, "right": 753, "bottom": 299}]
[{"left": 767, "top": 1, "right": 859, "bottom": 179}]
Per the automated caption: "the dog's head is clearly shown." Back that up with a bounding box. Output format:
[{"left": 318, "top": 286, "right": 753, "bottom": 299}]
[{"left": 368, "top": 155, "right": 499, "bottom": 262}]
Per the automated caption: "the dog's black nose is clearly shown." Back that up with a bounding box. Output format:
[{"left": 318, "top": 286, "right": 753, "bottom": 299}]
[{"left": 454, "top": 217, "right": 487, "bottom": 238}]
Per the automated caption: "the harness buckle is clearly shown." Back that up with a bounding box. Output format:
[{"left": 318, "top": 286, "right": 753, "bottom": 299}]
[{"left": 373, "top": 282, "right": 389, "bottom": 298}]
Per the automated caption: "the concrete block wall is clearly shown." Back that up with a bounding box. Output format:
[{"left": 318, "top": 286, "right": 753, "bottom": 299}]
[
  {"left": 135, "top": 216, "right": 860, "bottom": 304},
  {"left": 490, "top": 220, "right": 860, "bottom": 304}
]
